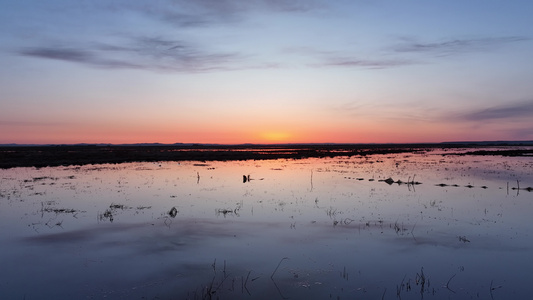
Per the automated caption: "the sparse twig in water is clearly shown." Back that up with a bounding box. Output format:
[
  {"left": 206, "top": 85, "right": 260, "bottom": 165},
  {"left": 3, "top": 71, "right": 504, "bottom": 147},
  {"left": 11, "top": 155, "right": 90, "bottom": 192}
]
[
  {"left": 445, "top": 274, "right": 456, "bottom": 293},
  {"left": 223, "top": 260, "right": 226, "bottom": 277},
  {"left": 243, "top": 270, "right": 252, "bottom": 295},
  {"left": 271, "top": 257, "right": 289, "bottom": 279},
  {"left": 507, "top": 182, "right": 509, "bottom": 195},
  {"left": 271, "top": 276, "right": 289, "bottom": 300},
  {"left": 341, "top": 266, "right": 348, "bottom": 280},
  {"left": 212, "top": 273, "right": 230, "bottom": 296},
  {"left": 310, "top": 169, "right": 313, "bottom": 191},
  {"left": 509, "top": 179, "right": 521, "bottom": 194},
  {"left": 458, "top": 236, "right": 470, "bottom": 243},
  {"left": 244, "top": 270, "right": 251, "bottom": 286},
  {"left": 397, "top": 275, "right": 406, "bottom": 299},
  {"left": 205, "top": 273, "right": 229, "bottom": 298},
  {"left": 410, "top": 221, "right": 417, "bottom": 241},
  {"left": 415, "top": 267, "right": 426, "bottom": 296},
  {"left": 206, "top": 275, "right": 216, "bottom": 297},
  {"left": 490, "top": 280, "right": 502, "bottom": 300}
]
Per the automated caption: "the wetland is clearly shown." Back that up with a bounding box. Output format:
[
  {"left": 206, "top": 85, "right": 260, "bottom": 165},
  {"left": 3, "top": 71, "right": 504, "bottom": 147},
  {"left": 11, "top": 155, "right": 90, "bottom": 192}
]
[{"left": 1, "top": 145, "right": 532, "bottom": 299}]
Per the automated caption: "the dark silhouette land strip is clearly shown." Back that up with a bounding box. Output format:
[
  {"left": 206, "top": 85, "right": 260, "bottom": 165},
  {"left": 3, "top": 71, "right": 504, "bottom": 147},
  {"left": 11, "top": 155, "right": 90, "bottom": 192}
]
[{"left": 0, "top": 143, "right": 532, "bottom": 169}]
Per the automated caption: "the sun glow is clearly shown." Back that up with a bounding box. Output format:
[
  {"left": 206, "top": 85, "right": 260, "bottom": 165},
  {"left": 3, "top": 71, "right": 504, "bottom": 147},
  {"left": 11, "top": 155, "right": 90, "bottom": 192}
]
[{"left": 260, "top": 132, "right": 291, "bottom": 143}]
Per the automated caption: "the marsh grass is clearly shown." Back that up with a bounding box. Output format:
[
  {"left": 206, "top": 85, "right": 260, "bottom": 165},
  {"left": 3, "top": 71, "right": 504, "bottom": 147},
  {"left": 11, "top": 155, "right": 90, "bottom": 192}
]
[
  {"left": 325, "top": 206, "right": 340, "bottom": 218},
  {"left": 215, "top": 208, "right": 240, "bottom": 217},
  {"left": 97, "top": 203, "right": 131, "bottom": 222},
  {"left": 458, "top": 236, "right": 471, "bottom": 243},
  {"left": 41, "top": 204, "right": 78, "bottom": 214},
  {"left": 99, "top": 209, "right": 114, "bottom": 222},
  {"left": 185, "top": 259, "right": 271, "bottom": 300}
]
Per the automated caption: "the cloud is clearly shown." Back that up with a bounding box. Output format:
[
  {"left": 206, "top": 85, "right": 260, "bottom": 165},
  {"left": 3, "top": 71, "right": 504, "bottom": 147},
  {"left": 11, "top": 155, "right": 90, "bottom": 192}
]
[
  {"left": 313, "top": 56, "right": 414, "bottom": 69},
  {"left": 460, "top": 100, "right": 533, "bottom": 122},
  {"left": 19, "top": 40, "right": 414, "bottom": 72},
  {"left": 284, "top": 47, "right": 416, "bottom": 69},
  {"left": 11, "top": 0, "right": 323, "bottom": 73},
  {"left": 440, "top": 100, "right": 533, "bottom": 139},
  {"left": 393, "top": 36, "right": 529, "bottom": 56},
  {"left": 138, "top": 4, "right": 239, "bottom": 28},
  {"left": 330, "top": 101, "right": 437, "bottom": 125},
  {"left": 285, "top": 35, "right": 529, "bottom": 70},
  {"left": 18, "top": 36, "right": 248, "bottom": 72},
  {"left": 174, "top": 0, "right": 321, "bottom": 15},
  {"left": 134, "top": 0, "right": 322, "bottom": 27},
  {"left": 21, "top": 33, "right": 415, "bottom": 73},
  {"left": 19, "top": 47, "right": 143, "bottom": 69},
  {"left": 142, "top": 10, "right": 214, "bottom": 28}
]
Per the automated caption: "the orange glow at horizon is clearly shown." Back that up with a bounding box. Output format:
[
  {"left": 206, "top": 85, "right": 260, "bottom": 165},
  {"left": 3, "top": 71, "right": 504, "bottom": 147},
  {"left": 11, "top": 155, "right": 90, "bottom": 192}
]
[
  {"left": 259, "top": 132, "right": 292, "bottom": 143},
  {"left": 0, "top": 114, "right": 522, "bottom": 145}
]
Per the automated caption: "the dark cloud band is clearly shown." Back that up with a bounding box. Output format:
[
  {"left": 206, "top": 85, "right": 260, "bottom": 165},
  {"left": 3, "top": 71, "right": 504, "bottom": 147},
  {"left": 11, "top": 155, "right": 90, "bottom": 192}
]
[
  {"left": 393, "top": 36, "right": 529, "bottom": 56},
  {"left": 461, "top": 101, "right": 533, "bottom": 121}
]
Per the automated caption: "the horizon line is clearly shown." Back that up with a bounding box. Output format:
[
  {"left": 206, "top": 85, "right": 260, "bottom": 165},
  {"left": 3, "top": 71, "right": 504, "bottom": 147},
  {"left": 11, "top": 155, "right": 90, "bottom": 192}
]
[{"left": 1, "top": 140, "right": 533, "bottom": 147}]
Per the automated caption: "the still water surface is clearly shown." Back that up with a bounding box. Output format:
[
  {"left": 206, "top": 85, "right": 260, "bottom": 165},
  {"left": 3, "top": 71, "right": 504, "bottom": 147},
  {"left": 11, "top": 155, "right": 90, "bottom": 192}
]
[{"left": 1, "top": 149, "right": 532, "bottom": 299}]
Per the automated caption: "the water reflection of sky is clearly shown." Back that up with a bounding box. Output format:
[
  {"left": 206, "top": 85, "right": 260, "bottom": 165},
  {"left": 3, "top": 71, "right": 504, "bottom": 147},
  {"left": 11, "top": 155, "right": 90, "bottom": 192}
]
[{"left": 0, "top": 149, "right": 532, "bottom": 299}]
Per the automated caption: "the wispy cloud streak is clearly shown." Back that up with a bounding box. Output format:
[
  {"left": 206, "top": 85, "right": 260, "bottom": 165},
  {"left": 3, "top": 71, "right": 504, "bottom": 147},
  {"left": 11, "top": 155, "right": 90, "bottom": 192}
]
[
  {"left": 285, "top": 47, "right": 416, "bottom": 69},
  {"left": 459, "top": 100, "right": 533, "bottom": 122},
  {"left": 11, "top": 0, "right": 323, "bottom": 72},
  {"left": 19, "top": 47, "right": 143, "bottom": 69},
  {"left": 314, "top": 57, "right": 414, "bottom": 69},
  {"left": 18, "top": 36, "right": 245, "bottom": 72},
  {"left": 134, "top": 0, "right": 321, "bottom": 27},
  {"left": 393, "top": 36, "right": 529, "bottom": 56}
]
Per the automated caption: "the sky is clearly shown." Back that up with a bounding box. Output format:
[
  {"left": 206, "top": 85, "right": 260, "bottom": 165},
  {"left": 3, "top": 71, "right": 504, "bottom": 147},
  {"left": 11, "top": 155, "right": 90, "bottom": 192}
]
[{"left": 1, "top": 1, "right": 533, "bottom": 144}]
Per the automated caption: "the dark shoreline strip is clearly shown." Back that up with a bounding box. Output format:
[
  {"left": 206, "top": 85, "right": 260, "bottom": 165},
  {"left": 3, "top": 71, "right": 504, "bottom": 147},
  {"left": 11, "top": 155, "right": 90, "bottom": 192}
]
[{"left": 0, "top": 144, "right": 531, "bottom": 169}]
